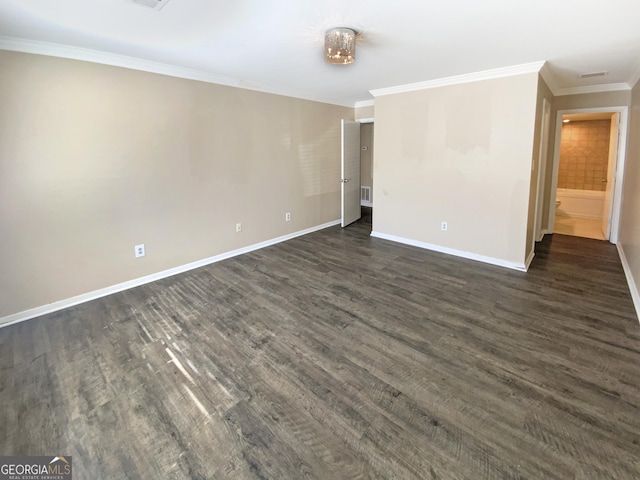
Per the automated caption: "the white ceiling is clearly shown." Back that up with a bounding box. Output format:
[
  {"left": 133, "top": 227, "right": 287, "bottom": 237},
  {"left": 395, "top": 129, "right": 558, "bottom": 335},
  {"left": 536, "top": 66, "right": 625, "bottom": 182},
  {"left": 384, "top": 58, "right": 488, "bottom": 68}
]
[{"left": 1, "top": 0, "right": 640, "bottom": 107}]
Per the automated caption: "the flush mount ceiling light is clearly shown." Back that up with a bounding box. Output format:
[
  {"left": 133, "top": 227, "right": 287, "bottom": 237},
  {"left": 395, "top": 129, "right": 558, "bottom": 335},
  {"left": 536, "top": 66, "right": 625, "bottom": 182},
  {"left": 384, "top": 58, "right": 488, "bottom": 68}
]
[{"left": 324, "top": 28, "right": 358, "bottom": 65}]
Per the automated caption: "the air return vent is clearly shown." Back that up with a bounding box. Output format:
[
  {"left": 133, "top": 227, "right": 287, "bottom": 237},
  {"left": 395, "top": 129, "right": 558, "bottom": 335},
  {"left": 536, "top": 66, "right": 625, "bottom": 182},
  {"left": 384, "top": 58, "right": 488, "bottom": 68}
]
[
  {"left": 580, "top": 71, "right": 607, "bottom": 79},
  {"left": 361, "top": 186, "right": 371, "bottom": 203},
  {"left": 129, "top": 0, "right": 170, "bottom": 11}
]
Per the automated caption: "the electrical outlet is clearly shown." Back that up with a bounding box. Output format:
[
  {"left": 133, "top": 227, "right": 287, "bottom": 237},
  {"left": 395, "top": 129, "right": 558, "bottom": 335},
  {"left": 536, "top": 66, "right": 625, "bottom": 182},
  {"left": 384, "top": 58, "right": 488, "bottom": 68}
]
[
  {"left": 441, "top": 221, "right": 448, "bottom": 232},
  {"left": 285, "top": 212, "right": 291, "bottom": 222},
  {"left": 236, "top": 223, "right": 242, "bottom": 233},
  {"left": 135, "top": 244, "right": 145, "bottom": 258}
]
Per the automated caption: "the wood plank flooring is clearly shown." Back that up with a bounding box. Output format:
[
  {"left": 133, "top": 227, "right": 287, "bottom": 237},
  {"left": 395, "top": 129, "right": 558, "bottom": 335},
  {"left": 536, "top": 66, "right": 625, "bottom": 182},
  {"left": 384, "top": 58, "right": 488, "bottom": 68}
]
[{"left": 1, "top": 214, "right": 639, "bottom": 479}]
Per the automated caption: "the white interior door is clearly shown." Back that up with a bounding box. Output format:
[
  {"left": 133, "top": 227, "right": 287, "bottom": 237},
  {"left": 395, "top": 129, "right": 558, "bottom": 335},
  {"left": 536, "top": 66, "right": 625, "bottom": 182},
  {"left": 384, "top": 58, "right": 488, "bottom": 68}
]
[
  {"left": 602, "top": 113, "right": 619, "bottom": 239},
  {"left": 341, "top": 119, "right": 361, "bottom": 227}
]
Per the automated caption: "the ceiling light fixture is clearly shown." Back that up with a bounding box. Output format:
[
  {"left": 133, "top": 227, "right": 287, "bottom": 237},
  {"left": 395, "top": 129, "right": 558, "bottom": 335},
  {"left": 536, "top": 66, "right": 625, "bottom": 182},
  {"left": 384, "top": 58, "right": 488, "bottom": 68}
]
[{"left": 324, "top": 28, "right": 357, "bottom": 65}]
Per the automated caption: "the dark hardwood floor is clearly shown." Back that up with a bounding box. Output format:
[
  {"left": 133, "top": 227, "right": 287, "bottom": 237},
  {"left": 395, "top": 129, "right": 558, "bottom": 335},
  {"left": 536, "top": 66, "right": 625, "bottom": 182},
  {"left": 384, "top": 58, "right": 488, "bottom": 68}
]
[{"left": 1, "top": 213, "right": 639, "bottom": 479}]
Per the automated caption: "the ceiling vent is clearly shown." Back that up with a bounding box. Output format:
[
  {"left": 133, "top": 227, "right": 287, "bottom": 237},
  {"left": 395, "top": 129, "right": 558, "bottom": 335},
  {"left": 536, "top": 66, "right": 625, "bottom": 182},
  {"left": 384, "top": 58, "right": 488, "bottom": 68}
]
[
  {"left": 129, "top": 0, "right": 170, "bottom": 11},
  {"left": 580, "top": 71, "right": 607, "bottom": 79}
]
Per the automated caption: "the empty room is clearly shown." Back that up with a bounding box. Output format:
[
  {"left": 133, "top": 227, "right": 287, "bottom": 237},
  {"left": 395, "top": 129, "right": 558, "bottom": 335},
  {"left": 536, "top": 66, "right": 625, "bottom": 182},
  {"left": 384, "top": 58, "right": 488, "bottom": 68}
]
[{"left": 2, "top": 1, "right": 640, "bottom": 478}]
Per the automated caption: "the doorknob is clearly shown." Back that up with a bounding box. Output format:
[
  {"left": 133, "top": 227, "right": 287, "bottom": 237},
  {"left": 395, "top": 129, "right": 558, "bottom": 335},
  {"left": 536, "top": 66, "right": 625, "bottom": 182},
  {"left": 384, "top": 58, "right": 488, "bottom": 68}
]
[{"left": 340, "top": 178, "right": 350, "bottom": 183}]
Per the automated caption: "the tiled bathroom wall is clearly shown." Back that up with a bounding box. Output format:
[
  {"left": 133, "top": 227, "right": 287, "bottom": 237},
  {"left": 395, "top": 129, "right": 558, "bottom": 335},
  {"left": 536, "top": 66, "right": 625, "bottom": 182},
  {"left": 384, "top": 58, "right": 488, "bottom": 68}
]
[{"left": 557, "top": 119, "right": 611, "bottom": 191}]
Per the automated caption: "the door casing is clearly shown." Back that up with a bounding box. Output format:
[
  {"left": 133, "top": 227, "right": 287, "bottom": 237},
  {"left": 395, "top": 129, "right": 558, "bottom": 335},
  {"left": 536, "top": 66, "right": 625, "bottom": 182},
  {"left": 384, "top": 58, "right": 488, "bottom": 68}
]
[
  {"left": 341, "top": 119, "right": 361, "bottom": 227},
  {"left": 548, "top": 106, "right": 629, "bottom": 244}
]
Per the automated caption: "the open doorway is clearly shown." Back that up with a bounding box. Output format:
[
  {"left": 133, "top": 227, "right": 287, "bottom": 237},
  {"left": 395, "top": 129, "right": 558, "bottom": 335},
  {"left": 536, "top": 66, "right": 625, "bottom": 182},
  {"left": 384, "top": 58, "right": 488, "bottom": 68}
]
[
  {"left": 549, "top": 107, "right": 627, "bottom": 243},
  {"left": 341, "top": 119, "right": 361, "bottom": 227},
  {"left": 359, "top": 121, "right": 374, "bottom": 230},
  {"left": 341, "top": 118, "right": 374, "bottom": 230}
]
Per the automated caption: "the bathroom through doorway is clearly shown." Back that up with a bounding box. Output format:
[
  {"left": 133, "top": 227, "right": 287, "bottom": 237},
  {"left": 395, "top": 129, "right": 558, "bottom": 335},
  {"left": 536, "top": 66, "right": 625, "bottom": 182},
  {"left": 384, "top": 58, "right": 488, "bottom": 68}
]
[{"left": 549, "top": 107, "right": 627, "bottom": 243}]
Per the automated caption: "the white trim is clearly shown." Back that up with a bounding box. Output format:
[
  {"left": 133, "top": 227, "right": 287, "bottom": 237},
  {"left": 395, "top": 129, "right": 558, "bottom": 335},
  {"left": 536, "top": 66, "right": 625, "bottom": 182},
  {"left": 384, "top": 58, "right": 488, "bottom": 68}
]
[
  {"left": 369, "top": 61, "right": 545, "bottom": 97},
  {"left": 548, "top": 113, "right": 563, "bottom": 232},
  {"left": 357, "top": 118, "right": 374, "bottom": 124},
  {"left": 341, "top": 119, "right": 346, "bottom": 227},
  {"left": 616, "top": 244, "right": 640, "bottom": 323},
  {"left": 0, "top": 220, "right": 341, "bottom": 329},
  {"left": 548, "top": 106, "right": 629, "bottom": 244},
  {"left": 0, "top": 36, "right": 355, "bottom": 107},
  {"left": 355, "top": 99, "right": 375, "bottom": 108},
  {"left": 554, "top": 83, "right": 631, "bottom": 97},
  {"left": 360, "top": 200, "right": 373, "bottom": 207},
  {"left": 525, "top": 250, "right": 536, "bottom": 271},
  {"left": 370, "top": 231, "right": 527, "bottom": 272}
]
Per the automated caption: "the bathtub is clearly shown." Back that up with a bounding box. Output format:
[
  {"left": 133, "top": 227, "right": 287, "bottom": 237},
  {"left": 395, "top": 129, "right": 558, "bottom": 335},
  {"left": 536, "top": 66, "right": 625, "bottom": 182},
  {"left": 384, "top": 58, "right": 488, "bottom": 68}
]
[{"left": 556, "top": 188, "right": 605, "bottom": 219}]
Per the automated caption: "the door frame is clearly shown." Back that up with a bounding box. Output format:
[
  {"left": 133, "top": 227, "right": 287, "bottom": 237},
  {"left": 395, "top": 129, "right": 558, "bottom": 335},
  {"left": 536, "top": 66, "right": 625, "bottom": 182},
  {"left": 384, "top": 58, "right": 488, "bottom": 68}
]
[
  {"left": 533, "top": 98, "right": 552, "bottom": 244},
  {"left": 602, "top": 113, "right": 620, "bottom": 239},
  {"left": 341, "top": 119, "right": 361, "bottom": 227},
  {"left": 358, "top": 118, "right": 374, "bottom": 210},
  {"left": 548, "top": 106, "right": 629, "bottom": 244}
]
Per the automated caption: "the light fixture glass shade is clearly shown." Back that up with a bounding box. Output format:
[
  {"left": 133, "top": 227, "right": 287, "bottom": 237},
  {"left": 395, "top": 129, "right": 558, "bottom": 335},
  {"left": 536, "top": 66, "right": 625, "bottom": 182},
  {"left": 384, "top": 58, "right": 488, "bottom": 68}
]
[{"left": 324, "top": 28, "right": 356, "bottom": 64}]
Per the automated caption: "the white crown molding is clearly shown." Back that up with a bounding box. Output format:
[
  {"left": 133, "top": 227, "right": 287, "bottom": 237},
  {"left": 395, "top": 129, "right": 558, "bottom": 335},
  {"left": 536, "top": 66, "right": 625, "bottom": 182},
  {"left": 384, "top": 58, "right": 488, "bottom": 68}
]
[
  {"left": 0, "top": 36, "right": 356, "bottom": 108},
  {"left": 355, "top": 99, "right": 375, "bottom": 108},
  {"left": 0, "top": 219, "right": 341, "bottom": 329},
  {"left": 369, "top": 61, "right": 546, "bottom": 97},
  {"left": 554, "top": 82, "right": 631, "bottom": 97},
  {"left": 370, "top": 231, "right": 527, "bottom": 272}
]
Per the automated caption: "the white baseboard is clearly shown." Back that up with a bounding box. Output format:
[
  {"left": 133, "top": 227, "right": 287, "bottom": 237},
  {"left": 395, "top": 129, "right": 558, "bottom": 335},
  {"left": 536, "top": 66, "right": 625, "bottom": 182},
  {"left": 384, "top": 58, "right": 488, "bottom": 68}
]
[
  {"left": 616, "top": 243, "right": 640, "bottom": 323},
  {"left": 370, "top": 231, "right": 527, "bottom": 272},
  {"left": 0, "top": 219, "right": 341, "bottom": 329},
  {"left": 360, "top": 201, "right": 373, "bottom": 207}
]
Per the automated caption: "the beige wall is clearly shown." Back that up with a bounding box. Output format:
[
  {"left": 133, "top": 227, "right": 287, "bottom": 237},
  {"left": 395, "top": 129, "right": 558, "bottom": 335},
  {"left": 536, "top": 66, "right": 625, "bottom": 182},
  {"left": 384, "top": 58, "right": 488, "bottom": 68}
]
[
  {"left": 355, "top": 104, "right": 374, "bottom": 120},
  {"left": 527, "top": 75, "right": 554, "bottom": 259},
  {"left": 0, "top": 51, "right": 352, "bottom": 319},
  {"left": 372, "top": 72, "right": 539, "bottom": 267},
  {"left": 360, "top": 123, "right": 374, "bottom": 203},
  {"left": 618, "top": 80, "right": 640, "bottom": 315},
  {"left": 554, "top": 90, "right": 631, "bottom": 111}
]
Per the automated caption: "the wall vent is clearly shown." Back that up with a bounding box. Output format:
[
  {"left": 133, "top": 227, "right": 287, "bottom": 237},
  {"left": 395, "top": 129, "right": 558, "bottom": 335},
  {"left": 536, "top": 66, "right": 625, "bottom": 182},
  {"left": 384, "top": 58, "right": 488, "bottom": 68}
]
[
  {"left": 129, "top": 0, "right": 170, "bottom": 11},
  {"left": 361, "top": 186, "right": 371, "bottom": 203}
]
